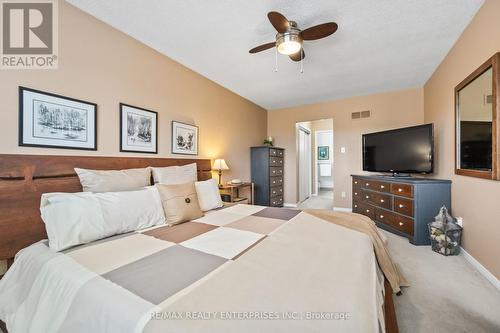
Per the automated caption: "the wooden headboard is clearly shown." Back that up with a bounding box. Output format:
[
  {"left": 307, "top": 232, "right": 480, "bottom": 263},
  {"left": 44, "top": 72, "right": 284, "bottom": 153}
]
[{"left": 0, "top": 154, "right": 212, "bottom": 260}]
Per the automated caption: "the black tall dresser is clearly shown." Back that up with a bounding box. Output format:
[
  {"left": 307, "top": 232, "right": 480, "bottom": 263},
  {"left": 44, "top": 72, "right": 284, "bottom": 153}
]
[{"left": 251, "top": 146, "right": 284, "bottom": 207}]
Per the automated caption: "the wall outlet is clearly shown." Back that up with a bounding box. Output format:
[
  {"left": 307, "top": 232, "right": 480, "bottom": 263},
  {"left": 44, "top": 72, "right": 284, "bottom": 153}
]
[
  {"left": 456, "top": 217, "right": 463, "bottom": 227},
  {"left": 341, "top": 191, "right": 346, "bottom": 198},
  {"left": 340, "top": 147, "right": 346, "bottom": 153}
]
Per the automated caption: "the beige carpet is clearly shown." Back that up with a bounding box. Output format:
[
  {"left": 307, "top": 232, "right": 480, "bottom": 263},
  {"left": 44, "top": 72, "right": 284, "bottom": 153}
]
[
  {"left": 298, "top": 189, "right": 334, "bottom": 210},
  {"left": 384, "top": 230, "right": 500, "bottom": 333}
]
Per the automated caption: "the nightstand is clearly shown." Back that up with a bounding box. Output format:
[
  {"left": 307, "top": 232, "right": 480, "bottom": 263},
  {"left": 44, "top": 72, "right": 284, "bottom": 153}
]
[{"left": 219, "top": 182, "right": 254, "bottom": 205}]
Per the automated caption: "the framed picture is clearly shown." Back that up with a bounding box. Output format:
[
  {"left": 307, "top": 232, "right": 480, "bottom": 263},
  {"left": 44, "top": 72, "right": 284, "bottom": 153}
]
[
  {"left": 120, "top": 103, "right": 158, "bottom": 154},
  {"left": 318, "top": 146, "right": 329, "bottom": 160},
  {"left": 19, "top": 86, "right": 97, "bottom": 150},
  {"left": 171, "top": 121, "right": 198, "bottom": 155}
]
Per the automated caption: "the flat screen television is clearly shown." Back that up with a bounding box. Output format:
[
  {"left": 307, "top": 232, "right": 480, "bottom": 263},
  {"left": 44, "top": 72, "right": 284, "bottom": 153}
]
[{"left": 362, "top": 124, "right": 434, "bottom": 175}]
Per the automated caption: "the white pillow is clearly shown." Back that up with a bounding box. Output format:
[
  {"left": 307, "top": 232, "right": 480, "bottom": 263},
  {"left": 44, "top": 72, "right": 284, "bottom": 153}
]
[
  {"left": 75, "top": 167, "right": 151, "bottom": 192},
  {"left": 151, "top": 163, "right": 197, "bottom": 185},
  {"left": 195, "top": 178, "right": 223, "bottom": 211},
  {"left": 40, "top": 187, "right": 165, "bottom": 251}
]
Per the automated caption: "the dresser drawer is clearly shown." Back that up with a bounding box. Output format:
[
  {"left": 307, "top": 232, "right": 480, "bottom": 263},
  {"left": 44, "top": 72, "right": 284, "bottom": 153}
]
[
  {"left": 270, "top": 186, "right": 283, "bottom": 197},
  {"left": 270, "top": 195, "right": 283, "bottom": 207},
  {"left": 270, "top": 167, "right": 284, "bottom": 176},
  {"left": 269, "top": 149, "right": 284, "bottom": 157},
  {"left": 353, "top": 201, "right": 375, "bottom": 219},
  {"left": 394, "top": 197, "right": 414, "bottom": 217},
  {"left": 353, "top": 187, "right": 362, "bottom": 200},
  {"left": 391, "top": 183, "right": 413, "bottom": 198},
  {"left": 363, "top": 190, "right": 392, "bottom": 210},
  {"left": 270, "top": 176, "right": 283, "bottom": 187},
  {"left": 375, "top": 208, "right": 414, "bottom": 235},
  {"left": 367, "top": 180, "right": 391, "bottom": 193},
  {"left": 270, "top": 156, "right": 284, "bottom": 167}
]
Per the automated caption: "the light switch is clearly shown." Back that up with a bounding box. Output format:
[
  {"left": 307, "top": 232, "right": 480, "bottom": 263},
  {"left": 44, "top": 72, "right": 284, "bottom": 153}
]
[{"left": 340, "top": 147, "right": 346, "bottom": 153}]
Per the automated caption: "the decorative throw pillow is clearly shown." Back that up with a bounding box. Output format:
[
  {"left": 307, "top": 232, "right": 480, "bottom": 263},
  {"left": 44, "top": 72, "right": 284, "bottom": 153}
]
[
  {"left": 151, "top": 163, "right": 197, "bottom": 185},
  {"left": 75, "top": 167, "right": 151, "bottom": 192},
  {"left": 195, "top": 178, "right": 223, "bottom": 211},
  {"left": 156, "top": 182, "right": 203, "bottom": 225}
]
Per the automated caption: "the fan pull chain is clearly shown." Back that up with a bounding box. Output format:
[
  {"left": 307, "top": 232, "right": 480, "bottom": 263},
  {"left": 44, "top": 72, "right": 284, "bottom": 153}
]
[
  {"left": 300, "top": 54, "right": 304, "bottom": 73},
  {"left": 274, "top": 47, "right": 278, "bottom": 72}
]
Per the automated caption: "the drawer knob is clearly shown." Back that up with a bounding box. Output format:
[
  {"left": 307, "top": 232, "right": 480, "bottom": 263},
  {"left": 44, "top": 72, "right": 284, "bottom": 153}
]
[
  {"left": 380, "top": 199, "right": 385, "bottom": 203},
  {"left": 399, "top": 222, "right": 404, "bottom": 226},
  {"left": 354, "top": 181, "right": 358, "bottom": 184},
  {"left": 354, "top": 204, "right": 358, "bottom": 208},
  {"left": 398, "top": 188, "right": 403, "bottom": 192},
  {"left": 399, "top": 204, "right": 404, "bottom": 208},
  {"left": 380, "top": 215, "right": 384, "bottom": 219},
  {"left": 355, "top": 192, "right": 358, "bottom": 195},
  {"left": 380, "top": 185, "right": 385, "bottom": 189},
  {"left": 366, "top": 183, "right": 370, "bottom": 186},
  {"left": 366, "top": 209, "right": 370, "bottom": 213},
  {"left": 365, "top": 195, "right": 369, "bottom": 199}
]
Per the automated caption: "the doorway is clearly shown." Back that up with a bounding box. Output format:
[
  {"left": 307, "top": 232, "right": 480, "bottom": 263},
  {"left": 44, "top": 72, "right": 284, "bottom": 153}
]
[{"left": 296, "top": 119, "right": 334, "bottom": 209}]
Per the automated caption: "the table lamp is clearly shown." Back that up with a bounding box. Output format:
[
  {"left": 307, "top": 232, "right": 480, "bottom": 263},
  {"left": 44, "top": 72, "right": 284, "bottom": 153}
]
[{"left": 212, "top": 159, "right": 229, "bottom": 186}]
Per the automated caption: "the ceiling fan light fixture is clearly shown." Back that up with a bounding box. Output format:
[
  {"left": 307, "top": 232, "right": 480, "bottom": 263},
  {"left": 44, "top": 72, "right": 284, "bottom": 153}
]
[{"left": 276, "top": 32, "right": 302, "bottom": 55}]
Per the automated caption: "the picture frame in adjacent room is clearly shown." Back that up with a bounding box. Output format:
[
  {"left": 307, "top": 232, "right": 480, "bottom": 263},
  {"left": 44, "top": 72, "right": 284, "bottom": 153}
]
[
  {"left": 120, "top": 103, "right": 158, "bottom": 154},
  {"left": 318, "top": 146, "right": 329, "bottom": 160},
  {"left": 171, "top": 121, "right": 198, "bottom": 155},
  {"left": 19, "top": 86, "right": 97, "bottom": 150}
]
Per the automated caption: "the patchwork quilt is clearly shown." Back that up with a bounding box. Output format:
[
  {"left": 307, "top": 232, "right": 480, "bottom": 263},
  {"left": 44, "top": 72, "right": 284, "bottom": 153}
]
[{"left": 0, "top": 205, "right": 385, "bottom": 333}]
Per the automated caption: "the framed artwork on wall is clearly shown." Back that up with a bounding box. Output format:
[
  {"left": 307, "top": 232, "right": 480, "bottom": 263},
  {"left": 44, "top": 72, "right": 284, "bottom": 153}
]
[
  {"left": 120, "top": 103, "right": 158, "bottom": 154},
  {"left": 318, "top": 146, "right": 329, "bottom": 160},
  {"left": 171, "top": 121, "right": 198, "bottom": 155},
  {"left": 19, "top": 86, "right": 97, "bottom": 150}
]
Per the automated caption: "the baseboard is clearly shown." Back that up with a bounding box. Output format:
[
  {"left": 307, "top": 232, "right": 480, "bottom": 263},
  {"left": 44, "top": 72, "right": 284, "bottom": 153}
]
[
  {"left": 460, "top": 247, "right": 500, "bottom": 291},
  {"left": 283, "top": 203, "right": 298, "bottom": 208},
  {"left": 333, "top": 207, "right": 352, "bottom": 212}
]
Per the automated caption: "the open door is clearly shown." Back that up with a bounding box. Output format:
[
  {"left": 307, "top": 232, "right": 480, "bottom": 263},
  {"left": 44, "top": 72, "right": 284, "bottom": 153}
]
[{"left": 297, "top": 125, "right": 311, "bottom": 202}]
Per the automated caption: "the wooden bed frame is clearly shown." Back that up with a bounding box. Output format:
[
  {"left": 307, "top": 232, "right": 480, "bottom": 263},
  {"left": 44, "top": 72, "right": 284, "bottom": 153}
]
[
  {"left": 0, "top": 153, "right": 398, "bottom": 333},
  {"left": 0, "top": 154, "right": 212, "bottom": 261}
]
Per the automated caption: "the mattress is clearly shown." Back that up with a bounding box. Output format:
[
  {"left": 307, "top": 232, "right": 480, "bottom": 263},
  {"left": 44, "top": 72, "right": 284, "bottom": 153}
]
[{"left": 0, "top": 204, "right": 385, "bottom": 333}]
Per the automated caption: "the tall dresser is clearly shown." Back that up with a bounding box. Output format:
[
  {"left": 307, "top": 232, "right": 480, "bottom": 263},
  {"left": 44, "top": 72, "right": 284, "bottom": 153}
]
[
  {"left": 251, "top": 146, "right": 284, "bottom": 207},
  {"left": 352, "top": 175, "right": 451, "bottom": 245}
]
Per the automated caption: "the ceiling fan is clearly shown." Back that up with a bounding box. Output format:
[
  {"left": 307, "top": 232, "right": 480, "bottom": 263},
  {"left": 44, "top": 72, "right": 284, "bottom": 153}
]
[{"left": 249, "top": 11, "right": 338, "bottom": 62}]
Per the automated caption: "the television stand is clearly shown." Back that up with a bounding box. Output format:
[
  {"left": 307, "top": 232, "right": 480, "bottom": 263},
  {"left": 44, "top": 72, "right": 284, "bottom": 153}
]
[{"left": 352, "top": 175, "right": 451, "bottom": 245}]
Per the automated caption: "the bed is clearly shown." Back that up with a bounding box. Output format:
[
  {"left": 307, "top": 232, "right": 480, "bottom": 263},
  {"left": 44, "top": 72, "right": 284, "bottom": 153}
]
[{"left": 0, "top": 154, "right": 398, "bottom": 333}]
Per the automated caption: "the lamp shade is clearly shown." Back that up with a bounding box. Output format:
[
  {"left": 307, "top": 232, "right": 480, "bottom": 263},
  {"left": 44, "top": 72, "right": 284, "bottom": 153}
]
[{"left": 212, "top": 159, "right": 229, "bottom": 171}]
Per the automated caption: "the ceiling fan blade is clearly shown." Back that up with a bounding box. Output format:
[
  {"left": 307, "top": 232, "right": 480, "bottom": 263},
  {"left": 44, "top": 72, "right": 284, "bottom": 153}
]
[
  {"left": 300, "top": 22, "right": 338, "bottom": 40},
  {"left": 249, "top": 42, "right": 276, "bottom": 53},
  {"left": 267, "top": 11, "right": 289, "bottom": 33},
  {"left": 289, "top": 49, "right": 305, "bottom": 62}
]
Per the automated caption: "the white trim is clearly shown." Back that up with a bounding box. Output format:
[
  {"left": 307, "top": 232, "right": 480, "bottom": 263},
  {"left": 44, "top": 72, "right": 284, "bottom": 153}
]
[
  {"left": 460, "top": 247, "right": 500, "bottom": 291},
  {"left": 283, "top": 203, "right": 298, "bottom": 208},
  {"left": 333, "top": 207, "right": 352, "bottom": 212}
]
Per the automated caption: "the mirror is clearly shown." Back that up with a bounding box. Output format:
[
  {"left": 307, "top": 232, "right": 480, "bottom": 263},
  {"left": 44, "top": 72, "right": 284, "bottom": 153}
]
[{"left": 455, "top": 53, "right": 499, "bottom": 180}]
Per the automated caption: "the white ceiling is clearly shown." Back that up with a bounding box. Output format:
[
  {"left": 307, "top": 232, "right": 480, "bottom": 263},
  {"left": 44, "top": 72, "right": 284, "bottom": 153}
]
[{"left": 67, "top": 0, "right": 484, "bottom": 110}]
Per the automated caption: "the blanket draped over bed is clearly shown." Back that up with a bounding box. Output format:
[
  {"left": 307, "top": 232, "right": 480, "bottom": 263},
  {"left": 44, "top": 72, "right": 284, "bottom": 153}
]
[
  {"left": 0, "top": 205, "right": 393, "bottom": 333},
  {"left": 304, "top": 210, "right": 408, "bottom": 294}
]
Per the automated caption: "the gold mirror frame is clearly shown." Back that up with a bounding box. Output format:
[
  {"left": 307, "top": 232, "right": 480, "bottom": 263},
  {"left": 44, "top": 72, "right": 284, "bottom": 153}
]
[{"left": 455, "top": 53, "right": 500, "bottom": 180}]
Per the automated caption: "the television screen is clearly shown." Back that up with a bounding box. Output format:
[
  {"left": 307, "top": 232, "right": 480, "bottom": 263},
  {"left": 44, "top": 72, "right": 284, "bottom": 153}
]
[{"left": 363, "top": 124, "right": 434, "bottom": 174}]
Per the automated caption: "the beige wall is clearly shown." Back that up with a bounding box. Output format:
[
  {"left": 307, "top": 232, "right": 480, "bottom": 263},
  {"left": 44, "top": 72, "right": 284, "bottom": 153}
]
[
  {"left": 423, "top": 0, "right": 500, "bottom": 278},
  {"left": 0, "top": 1, "right": 267, "bottom": 176},
  {"left": 268, "top": 88, "right": 424, "bottom": 207},
  {"left": 0, "top": 3, "right": 266, "bottom": 273}
]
